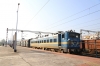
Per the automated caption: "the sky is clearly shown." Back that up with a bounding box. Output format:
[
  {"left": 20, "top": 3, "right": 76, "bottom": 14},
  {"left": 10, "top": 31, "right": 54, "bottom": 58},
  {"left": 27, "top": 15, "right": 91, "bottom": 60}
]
[{"left": 0, "top": 0, "right": 100, "bottom": 41}]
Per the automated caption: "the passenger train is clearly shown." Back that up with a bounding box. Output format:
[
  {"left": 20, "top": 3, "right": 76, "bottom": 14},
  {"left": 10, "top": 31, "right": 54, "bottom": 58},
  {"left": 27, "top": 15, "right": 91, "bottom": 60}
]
[
  {"left": 19, "top": 30, "right": 100, "bottom": 55},
  {"left": 30, "top": 30, "right": 80, "bottom": 53}
]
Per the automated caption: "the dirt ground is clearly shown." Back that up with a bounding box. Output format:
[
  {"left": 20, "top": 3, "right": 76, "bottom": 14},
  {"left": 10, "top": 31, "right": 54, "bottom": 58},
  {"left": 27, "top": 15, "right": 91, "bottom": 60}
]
[{"left": 0, "top": 46, "right": 100, "bottom": 66}]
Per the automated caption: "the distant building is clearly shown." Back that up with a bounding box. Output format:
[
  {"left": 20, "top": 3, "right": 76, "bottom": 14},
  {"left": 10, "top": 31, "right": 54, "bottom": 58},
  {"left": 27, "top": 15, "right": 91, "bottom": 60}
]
[{"left": 82, "top": 34, "right": 100, "bottom": 40}]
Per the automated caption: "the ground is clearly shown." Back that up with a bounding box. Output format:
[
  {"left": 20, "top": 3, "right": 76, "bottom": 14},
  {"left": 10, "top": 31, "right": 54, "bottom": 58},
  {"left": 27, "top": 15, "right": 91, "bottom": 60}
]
[{"left": 0, "top": 45, "right": 100, "bottom": 66}]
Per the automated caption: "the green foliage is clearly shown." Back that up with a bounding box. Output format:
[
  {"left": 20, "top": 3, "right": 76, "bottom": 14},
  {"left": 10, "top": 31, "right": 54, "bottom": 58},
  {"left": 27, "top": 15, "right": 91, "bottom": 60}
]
[{"left": 0, "top": 39, "right": 6, "bottom": 45}]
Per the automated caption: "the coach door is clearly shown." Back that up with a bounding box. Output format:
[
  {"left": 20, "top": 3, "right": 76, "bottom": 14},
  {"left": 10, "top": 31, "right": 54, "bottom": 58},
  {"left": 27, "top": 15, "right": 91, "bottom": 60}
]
[
  {"left": 28, "top": 39, "right": 31, "bottom": 47},
  {"left": 58, "top": 34, "right": 61, "bottom": 46},
  {"left": 61, "top": 33, "right": 67, "bottom": 46},
  {"left": 25, "top": 41, "right": 26, "bottom": 47}
]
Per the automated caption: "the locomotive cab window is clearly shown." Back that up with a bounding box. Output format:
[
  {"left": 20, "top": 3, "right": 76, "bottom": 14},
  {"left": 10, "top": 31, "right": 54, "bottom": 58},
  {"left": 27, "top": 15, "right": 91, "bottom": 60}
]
[
  {"left": 76, "top": 35, "right": 79, "bottom": 38},
  {"left": 62, "top": 33, "right": 65, "bottom": 38},
  {"left": 69, "top": 33, "right": 80, "bottom": 38}
]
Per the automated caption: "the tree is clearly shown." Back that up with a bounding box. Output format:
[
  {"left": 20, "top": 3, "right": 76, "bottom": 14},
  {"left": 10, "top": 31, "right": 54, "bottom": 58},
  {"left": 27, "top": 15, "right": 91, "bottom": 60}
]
[
  {"left": 1, "top": 39, "right": 6, "bottom": 43},
  {"left": 0, "top": 39, "right": 6, "bottom": 45}
]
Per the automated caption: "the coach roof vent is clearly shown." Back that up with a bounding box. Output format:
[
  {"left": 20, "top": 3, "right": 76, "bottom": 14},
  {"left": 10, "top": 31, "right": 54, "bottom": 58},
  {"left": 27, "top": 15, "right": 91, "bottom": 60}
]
[
  {"left": 53, "top": 33, "right": 56, "bottom": 35},
  {"left": 56, "top": 33, "right": 58, "bottom": 34},
  {"left": 57, "top": 31, "right": 63, "bottom": 33}
]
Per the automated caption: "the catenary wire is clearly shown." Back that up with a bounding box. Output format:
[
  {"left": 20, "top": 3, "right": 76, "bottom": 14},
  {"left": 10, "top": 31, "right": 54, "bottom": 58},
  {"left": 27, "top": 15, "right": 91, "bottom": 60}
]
[
  {"left": 61, "top": 18, "right": 100, "bottom": 30},
  {"left": 75, "top": 22, "right": 100, "bottom": 30},
  {"left": 68, "top": 18, "right": 100, "bottom": 29},
  {"left": 23, "top": 0, "right": 50, "bottom": 28},
  {"left": 90, "top": 27, "right": 100, "bottom": 31},
  {"left": 44, "top": 9, "right": 100, "bottom": 30},
  {"left": 41, "top": 2, "right": 100, "bottom": 29}
]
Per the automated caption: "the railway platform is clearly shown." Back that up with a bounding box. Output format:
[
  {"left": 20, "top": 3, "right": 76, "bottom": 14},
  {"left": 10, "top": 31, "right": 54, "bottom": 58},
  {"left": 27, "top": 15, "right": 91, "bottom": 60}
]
[{"left": 0, "top": 45, "right": 100, "bottom": 66}]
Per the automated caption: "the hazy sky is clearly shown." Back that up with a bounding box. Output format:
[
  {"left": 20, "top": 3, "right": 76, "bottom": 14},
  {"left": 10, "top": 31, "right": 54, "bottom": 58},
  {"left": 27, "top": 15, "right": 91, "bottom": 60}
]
[{"left": 0, "top": 0, "right": 100, "bottom": 40}]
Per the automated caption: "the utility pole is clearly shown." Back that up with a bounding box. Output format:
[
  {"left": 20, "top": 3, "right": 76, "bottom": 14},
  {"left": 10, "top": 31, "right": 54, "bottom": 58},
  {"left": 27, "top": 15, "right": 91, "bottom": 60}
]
[
  {"left": 6, "top": 28, "right": 8, "bottom": 47},
  {"left": 14, "top": 3, "right": 20, "bottom": 52},
  {"left": 21, "top": 30, "right": 23, "bottom": 46}
]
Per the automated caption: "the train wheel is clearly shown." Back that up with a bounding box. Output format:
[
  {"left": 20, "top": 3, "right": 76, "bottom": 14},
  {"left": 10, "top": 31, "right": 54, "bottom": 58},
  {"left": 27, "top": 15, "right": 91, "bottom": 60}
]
[
  {"left": 51, "top": 49, "right": 55, "bottom": 52},
  {"left": 58, "top": 50, "right": 61, "bottom": 53},
  {"left": 60, "top": 49, "right": 64, "bottom": 53},
  {"left": 69, "top": 49, "right": 72, "bottom": 54},
  {"left": 42, "top": 48, "right": 45, "bottom": 50},
  {"left": 74, "top": 49, "right": 79, "bottom": 54}
]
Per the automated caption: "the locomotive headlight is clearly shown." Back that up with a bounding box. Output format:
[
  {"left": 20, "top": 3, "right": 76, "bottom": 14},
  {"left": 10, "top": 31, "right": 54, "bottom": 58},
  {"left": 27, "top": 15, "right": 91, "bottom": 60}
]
[{"left": 68, "top": 39, "right": 70, "bottom": 41}]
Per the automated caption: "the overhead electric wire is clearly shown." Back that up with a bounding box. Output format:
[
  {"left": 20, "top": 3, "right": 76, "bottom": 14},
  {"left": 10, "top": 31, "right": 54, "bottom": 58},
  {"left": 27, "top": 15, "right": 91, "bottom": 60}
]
[
  {"left": 42, "top": 2, "right": 100, "bottom": 29},
  {"left": 59, "top": 18, "right": 100, "bottom": 28},
  {"left": 70, "top": 18, "right": 100, "bottom": 28},
  {"left": 44, "top": 9, "right": 100, "bottom": 30},
  {"left": 90, "top": 27, "right": 100, "bottom": 31},
  {"left": 23, "top": 0, "right": 50, "bottom": 28},
  {"left": 76, "top": 22, "right": 100, "bottom": 29}
]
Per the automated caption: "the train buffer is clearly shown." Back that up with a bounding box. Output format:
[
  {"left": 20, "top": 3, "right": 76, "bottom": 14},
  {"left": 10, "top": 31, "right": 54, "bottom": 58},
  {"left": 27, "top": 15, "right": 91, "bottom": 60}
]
[{"left": 0, "top": 45, "right": 100, "bottom": 66}]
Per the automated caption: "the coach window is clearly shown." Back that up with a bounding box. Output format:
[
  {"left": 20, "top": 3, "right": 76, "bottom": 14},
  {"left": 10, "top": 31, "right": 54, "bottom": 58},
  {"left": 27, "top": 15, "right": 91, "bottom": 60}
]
[
  {"left": 47, "top": 39, "right": 49, "bottom": 43},
  {"left": 44, "top": 40, "right": 46, "bottom": 43},
  {"left": 62, "top": 33, "right": 65, "bottom": 38},
  {"left": 41, "top": 40, "right": 43, "bottom": 43},
  {"left": 50, "top": 39, "right": 52, "bottom": 42},
  {"left": 54, "top": 39, "right": 57, "bottom": 42},
  {"left": 45, "top": 40, "right": 46, "bottom": 43}
]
